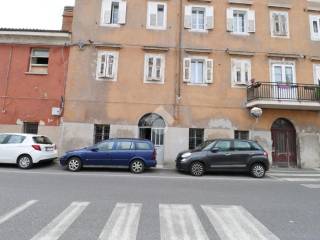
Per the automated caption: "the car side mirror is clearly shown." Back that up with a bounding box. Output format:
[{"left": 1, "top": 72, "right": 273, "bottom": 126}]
[
  {"left": 91, "top": 148, "right": 99, "bottom": 152},
  {"left": 211, "top": 147, "right": 219, "bottom": 153}
]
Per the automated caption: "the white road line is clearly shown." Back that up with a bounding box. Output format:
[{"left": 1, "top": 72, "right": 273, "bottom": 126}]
[
  {"left": 301, "top": 184, "right": 320, "bottom": 189},
  {"left": 159, "top": 204, "right": 209, "bottom": 240},
  {"left": 30, "top": 201, "right": 89, "bottom": 240},
  {"left": 98, "top": 203, "right": 142, "bottom": 240},
  {"left": 269, "top": 173, "right": 320, "bottom": 177},
  {"left": 0, "top": 200, "right": 38, "bottom": 225},
  {"left": 282, "top": 178, "right": 320, "bottom": 182},
  {"left": 202, "top": 205, "right": 279, "bottom": 240}
]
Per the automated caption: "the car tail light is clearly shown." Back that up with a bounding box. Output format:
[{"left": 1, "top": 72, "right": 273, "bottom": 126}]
[
  {"left": 264, "top": 151, "right": 268, "bottom": 157},
  {"left": 152, "top": 149, "right": 157, "bottom": 161},
  {"left": 32, "top": 145, "right": 41, "bottom": 151}
]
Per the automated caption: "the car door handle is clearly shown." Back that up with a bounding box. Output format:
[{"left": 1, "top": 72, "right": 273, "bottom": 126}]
[{"left": 224, "top": 153, "right": 231, "bottom": 156}]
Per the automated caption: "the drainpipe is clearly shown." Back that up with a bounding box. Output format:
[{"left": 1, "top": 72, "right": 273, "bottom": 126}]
[
  {"left": 174, "top": 0, "right": 183, "bottom": 121},
  {"left": 2, "top": 46, "right": 13, "bottom": 113}
]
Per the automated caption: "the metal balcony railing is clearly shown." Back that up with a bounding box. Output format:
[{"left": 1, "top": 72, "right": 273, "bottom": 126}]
[{"left": 247, "top": 82, "right": 320, "bottom": 102}]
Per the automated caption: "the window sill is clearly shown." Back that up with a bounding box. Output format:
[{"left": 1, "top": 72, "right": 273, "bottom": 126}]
[
  {"left": 187, "top": 83, "right": 209, "bottom": 87},
  {"left": 146, "top": 26, "right": 167, "bottom": 31},
  {"left": 25, "top": 72, "right": 48, "bottom": 75},
  {"left": 232, "top": 84, "right": 249, "bottom": 88},
  {"left": 189, "top": 29, "right": 208, "bottom": 33},
  {"left": 271, "top": 34, "right": 290, "bottom": 39},
  {"left": 100, "top": 23, "right": 121, "bottom": 28},
  {"left": 144, "top": 80, "right": 164, "bottom": 84},
  {"left": 96, "top": 78, "right": 117, "bottom": 82},
  {"left": 230, "top": 32, "right": 250, "bottom": 36}
]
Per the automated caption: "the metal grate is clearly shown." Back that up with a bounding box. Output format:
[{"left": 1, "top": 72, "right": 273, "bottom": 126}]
[
  {"left": 94, "top": 124, "right": 110, "bottom": 144},
  {"left": 23, "top": 122, "right": 39, "bottom": 134}
]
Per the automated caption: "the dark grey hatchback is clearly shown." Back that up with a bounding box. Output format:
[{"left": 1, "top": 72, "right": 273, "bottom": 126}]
[{"left": 176, "top": 139, "right": 269, "bottom": 178}]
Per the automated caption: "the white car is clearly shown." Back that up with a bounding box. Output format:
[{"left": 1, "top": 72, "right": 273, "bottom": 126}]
[{"left": 0, "top": 133, "right": 58, "bottom": 169}]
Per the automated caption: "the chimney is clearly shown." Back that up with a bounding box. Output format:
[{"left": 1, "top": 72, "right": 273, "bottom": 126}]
[{"left": 62, "top": 6, "right": 74, "bottom": 32}]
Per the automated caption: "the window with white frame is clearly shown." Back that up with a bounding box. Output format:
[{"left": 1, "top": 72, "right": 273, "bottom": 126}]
[
  {"left": 313, "top": 64, "right": 320, "bottom": 85},
  {"left": 147, "top": 2, "right": 167, "bottom": 30},
  {"left": 226, "top": 8, "right": 255, "bottom": 34},
  {"left": 96, "top": 51, "right": 119, "bottom": 81},
  {"left": 101, "top": 0, "right": 127, "bottom": 26},
  {"left": 310, "top": 15, "right": 320, "bottom": 41},
  {"left": 29, "top": 49, "right": 49, "bottom": 74},
  {"left": 184, "top": 5, "right": 214, "bottom": 31},
  {"left": 231, "top": 59, "right": 251, "bottom": 85},
  {"left": 271, "top": 62, "right": 295, "bottom": 84},
  {"left": 183, "top": 57, "right": 213, "bottom": 84},
  {"left": 144, "top": 54, "right": 165, "bottom": 83},
  {"left": 270, "top": 11, "right": 289, "bottom": 37}
]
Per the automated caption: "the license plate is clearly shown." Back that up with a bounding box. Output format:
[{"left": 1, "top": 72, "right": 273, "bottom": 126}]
[{"left": 46, "top": 147, "right": 54, "bottom": 151}]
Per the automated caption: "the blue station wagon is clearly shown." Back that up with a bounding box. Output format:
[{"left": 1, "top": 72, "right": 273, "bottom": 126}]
[{"left": 60, "top": 138, "right": 157, "bottom": 173}]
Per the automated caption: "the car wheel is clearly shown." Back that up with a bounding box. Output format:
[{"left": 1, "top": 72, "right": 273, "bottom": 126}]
[
  {"left": 67, "top": 157, "right": 82, "bottom": 172},
  {"left": 190, "top": 162, "right": 205, "bottom": 176},
  {"left": 17, "top": 155, "right": 33, "bottom": 169},
  {"left": 130, "top": 160, "right": 145, "bottom": 174},
  {"left": 250, "top": 163, "right": 266, "bottom": 178}
]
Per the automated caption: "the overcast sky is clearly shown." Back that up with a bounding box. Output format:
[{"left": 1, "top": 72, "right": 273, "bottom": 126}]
[{"left": 0, "top": 0, "right": 75, "bottom": 30}]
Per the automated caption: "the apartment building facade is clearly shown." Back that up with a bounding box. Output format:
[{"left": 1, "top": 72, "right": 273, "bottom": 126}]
[
  {"left": 63, "top": 0, "right": 320, "bottom": 168},
  {"left": 0, "top": 7, "right": 72, "bottom": 146}
]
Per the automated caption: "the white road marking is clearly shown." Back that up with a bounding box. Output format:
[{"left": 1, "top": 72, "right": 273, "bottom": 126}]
[
  {"left": 0, "top": 200, "right": 38, "bottom": 225},
  {"left": 282, "top": 178, "right": 320, "bottom": 182},
  {"left": 30, "top": 201, "right": 89, "bottom": 240},
  {"left": 98, "top": 203, "right": 141, "bottom": 240},
  {"left": 202, "top": 205, "right": 279, "bottom": 240},
  {"left": 301, "top": 184, "right": 320, "bottom": 189},
  {"left": 269, "top": 173, "right": 320, "bottom": 177},
  {"left": 0, "top": 169, "right": 277, "bottom": 182},
  {"left": 159, "top": 204, "right": 209, "bottom": 240}
]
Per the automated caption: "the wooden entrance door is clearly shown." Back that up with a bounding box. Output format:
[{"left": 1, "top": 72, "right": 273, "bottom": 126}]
[{"left": 271, "top": 119, "right": 297, "bottom": 167}]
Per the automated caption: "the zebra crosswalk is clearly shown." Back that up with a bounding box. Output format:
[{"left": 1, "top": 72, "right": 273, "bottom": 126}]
[
  {"left": 0, "top": 200, "right": 279, "bottom": 240},
  {"left": 268, "top": 170, "right": 320, "bottom": 188}
]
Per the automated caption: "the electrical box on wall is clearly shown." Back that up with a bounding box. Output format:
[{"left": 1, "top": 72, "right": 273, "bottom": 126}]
[{"left": 52, "top": 107, "right": 62, "bottom": 116}]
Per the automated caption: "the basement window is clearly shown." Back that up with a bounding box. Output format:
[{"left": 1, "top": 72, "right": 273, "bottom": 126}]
[
  {"left": 234, "top": 130, "right": 249, "bottom": 140},
  {"left": 189, "top": 128, "right": 204, "bottom": 150},
  {"left": 94, "top": 124, "right": 110, "bottom": 144},
  {"left": 23, "top": 122, "right": 39, "bottom": 134},
  {"left": 29, "top": 49, "right": 49, "bottom": 74}
]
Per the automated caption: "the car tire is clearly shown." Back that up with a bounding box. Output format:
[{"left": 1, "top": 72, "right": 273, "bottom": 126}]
[
  {"left": 67, "top": 157, "right": 82, "bottom": 172},
  {"left": 190, "top": 162, "right": 205, "bottom": 176},
  {"left": 250, "top": 163, "right": 266, "bottom": 178},
  {"left": 130, "top": 159, "right": 145, "bottom": 174},
  {"left": 17, "top": 155, "right": 33, "bottom": 169}
]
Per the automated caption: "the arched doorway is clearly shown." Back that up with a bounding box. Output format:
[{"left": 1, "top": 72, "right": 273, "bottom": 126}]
[
  {"left": 139, "top": 113, "right": 165, "bottom": 165},
  {"left": 271, "top": 118, "right": 297, "bottom": 167}
]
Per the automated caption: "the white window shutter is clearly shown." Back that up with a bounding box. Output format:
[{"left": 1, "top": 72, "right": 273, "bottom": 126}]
[
  {"left": 280, "top": 14, "right": 288, "bottom": 35},
  {"left": 144, "top": 55, "right": 151, "bottom": 80},
  {"left": 271, "top": 13, "right": 277, "bottom": 35},
  {"left": 103, "top": 0, "right": 112, "bottom": 24},
  {"left": 243, "top": 61, "right": 251, "bottom": 84},
  {"left": 97, "top": 53, "right": 107, "bottom": 78},
  {"left": 183, "top": 58, "right": 191, "bottom": 82},
  {"left": 148, "top": 2, "right": 157, "bottom": 27},
  {"left": 118, "top": 1, "right": 127, "bottom": 24},
  {"left": 314, "top": 64, "right": 320, "bottom": 85},
  {"left": 112, "top": 52, "right": 119, "bottom": 80},
  {"left": 231, "top": 59, "right": 237, "bottom": 83},
  {"left": 205, "top": 6, "right": 214, "bottom": 30},
  {"left": 206, "top": 59, "right": 214, "bottom": 83},
  {"left": 184, "top": 6, "right": 192, "bottom": 29},
  {"left": 248, "top": 10, "right": 256, "bottom": 33},
  {"left": 226, "top": 8, "right": 234, "bottom": 32},
  {"left": 160, "top": 56, "right": 165, "bottom": 82}
]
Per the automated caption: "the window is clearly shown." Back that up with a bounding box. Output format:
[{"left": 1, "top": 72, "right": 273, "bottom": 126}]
[
  {"left": 310, "top": 15, "right": 320, "bottom": 41},
  {"left": 0, "top": 134, "right": 8, "bottom": 144},
  {"left": 235, "top": 130, "right": 249, "bottom": 140},
  {"left": 101, "top": 0, "right": 127, "bottom": 26},
  {"left": 29, "top": 49, "right": 49, "bottom": 74},
  {"left": 7, "top": 135, "right": 26, "bottom": 144},
  {"left": 183, "top": 57, "right": 213, "bottom": 84},
  {"left": 271, "top": 62, "right": 295, "bottom": 84},
  {"left": 94, "top": 124, "right": 110, "bottom": 144},
  {"left": 214, "top": 140, "right": 232, "bottom": 151},
  {"left": 313, "top": 64, "right": 320, "bottom": 85},
  {"left": 23, "top": 122, "right": 39, "bottom": 134},
  {"left": 147, "top": 2, "right": 167, "bottom": 30},
  {"left": 33, "top": 136, "right": 52, "bottom": 144},
  {"left": 144, "top": 54, "right": 165, "bottom": 83},
  {"left": 270, "top": 11, "right": 289, "bottom": 37},
  {"left": 234, "top": 140, "right": 251, "bottom": 151},
  {"left": 184, "top": 5, "right": 214, "bottom": 31},
  {"left": 226, "top": 8, "right": 255, "bottom": 34},
  {"left": 116, "top": 141, "right": 134, "bottom": 150},
  {"left": 189, "top": 128, "right": 204, "bottom": 150},
  {"left": 96, "top": 141, "right": 114, "bottom": 151},
  {"left": 96, "top": 51, "right": 119, "bottom": 81},
  {"left": 136, "top": 142, "right": 152, "bottom": 150},
  {"left": 231, "top": 59, "right": 251, "bottom": 86}
]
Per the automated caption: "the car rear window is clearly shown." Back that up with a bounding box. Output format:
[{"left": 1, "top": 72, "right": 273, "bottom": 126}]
[
  {"left": 136, "top": 142, "right": 152, "bottom": 150},
  {"left": 234, "top": 140, "right": 251, "bottom": 151},
  {"left": 250, "top": 142, "right": 264, "bottom": 151},
  {"left": 7, "top": 135, "right": 26, "bottom": 144},
  {"left": 33, "top": 136, "right": 53, "bottom": 144}
]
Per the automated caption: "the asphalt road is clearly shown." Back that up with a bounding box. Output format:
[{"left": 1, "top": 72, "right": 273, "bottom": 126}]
[{"left": 0, "top": 162, "right": 319, "bottom": 240}]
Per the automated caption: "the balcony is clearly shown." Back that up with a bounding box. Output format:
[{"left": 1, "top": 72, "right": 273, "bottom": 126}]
[{"left": 247, "top": 82, "right": 320, "bottom": 110}]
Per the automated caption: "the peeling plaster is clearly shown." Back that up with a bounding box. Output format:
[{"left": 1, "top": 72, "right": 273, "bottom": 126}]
[{"left": 208, "top": 118, "right": 234, "bottom": 129}]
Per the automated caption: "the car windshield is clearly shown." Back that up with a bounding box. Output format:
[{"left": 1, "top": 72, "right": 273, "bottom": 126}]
[{"left": 195, "top": 140, "right": 216, "bottom": 151}]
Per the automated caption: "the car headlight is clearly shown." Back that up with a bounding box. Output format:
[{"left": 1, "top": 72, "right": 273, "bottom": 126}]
[
  {"left": 181, "top": 158, "right": 189, "bottom": 163},
  {"left": 181, "top": 152, "right": 191, "bottom": 158}
]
